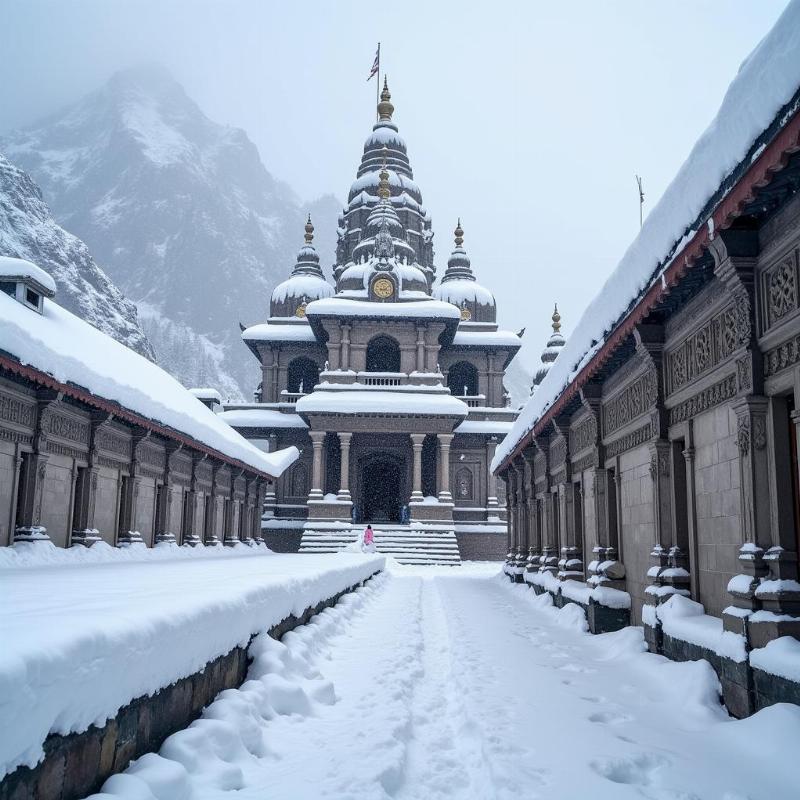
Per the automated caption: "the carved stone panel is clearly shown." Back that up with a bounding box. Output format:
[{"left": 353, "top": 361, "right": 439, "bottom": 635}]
[
  {"left": 0, "top": 393, "right": 35, "bottom": 428},
  {"left": 666, "top": 302, "right": 741, "bottom": 395},
  {"left": 603, "top": 370, "right": 657, "bottom": 435},
  {"left": 762, "top": 248, "right": 799, "bottom": 331}
]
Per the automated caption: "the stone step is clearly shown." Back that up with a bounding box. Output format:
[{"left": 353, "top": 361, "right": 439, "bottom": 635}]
[{"left": 299, "top": 525, "right": 462, "bottom": 566}]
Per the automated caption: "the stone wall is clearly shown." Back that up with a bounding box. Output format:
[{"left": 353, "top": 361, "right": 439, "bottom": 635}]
[
  {"left": 618, "top": 445, "right": 655, "bottom": 622},
  {"left": 692, "top": 404, "right": 742, "bottom": 616},
  {"left": 455, "top": 531, "right": 505, "bottom": 561},
  {"left": 0, "top": 571, "right": 381, "bottom": 800}
]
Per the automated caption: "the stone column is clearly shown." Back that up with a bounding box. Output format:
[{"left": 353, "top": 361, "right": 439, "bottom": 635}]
[
  {"left": 340, "top": 323, "right": 351, "bottom": 372},
  {"left": 337, "top": 432, "right": 353, "bottom": 501},
  {"left": 415, "top": 324, "right": 426, "bottom": 373},
  {"left": 486, "top": 437, "right": 499, "bottom": 510},
  {"left": 410, "top": 433, "right": 425, "bottom": 501},
  {"left": 437, "top": 433, "right": 453, "bottom": 502},
  {"left": 309, "top": 431, "right": 326, "bottom": 500}
]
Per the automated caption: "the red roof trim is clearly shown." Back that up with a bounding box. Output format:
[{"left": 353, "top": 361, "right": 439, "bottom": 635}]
[
  {"left": 0, "top": 353, "right": 275, "bottom": 481},
  {"left": 498, "top": 109, "right": 800, "bottom": 472}
]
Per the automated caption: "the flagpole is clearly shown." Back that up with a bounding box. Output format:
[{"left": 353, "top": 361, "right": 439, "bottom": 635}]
[{"left": 376, "top": 43, "right": 380, "bottom": 121}]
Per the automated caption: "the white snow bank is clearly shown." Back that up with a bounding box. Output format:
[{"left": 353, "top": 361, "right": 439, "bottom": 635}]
[
  {"left": 494, "top": 0, "right": 800, "bottom": 471},
  {"left": 306, "top": 297, "right": 460, "bottom": 319},
  {"left": 0, "top": 255, "right": 56, "bottom": 294},
  {"left": 657, "top": 594, "right": 747, "bottom": 662},
  {"left": 750, "top": 636, "right": 800, "bottom": 682},
  {"left": 296, "top": 389, "right": 468, "bottom": 417},
  {"left": 0, "top": 291, "right": 298, "bottom": 477},
  {"left": 0, "top": 550, "right": 383, "bottom": 779},
  {"left": 86, "top": 573, "right": 391, "bottom": 800}
]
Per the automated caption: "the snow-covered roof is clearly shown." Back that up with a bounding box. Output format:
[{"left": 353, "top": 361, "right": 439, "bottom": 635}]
[
  {"left": 494, "top": 1, "right": 800, "bottom": 472},
  {"left": 241, "top": 322, "right": 318, "bottom": 343},
  {"left": 306, "top": 297, "right": 461, "bottom": 320},
  {"left": 0, "top": 255, "right": 56, "bottom": 296},
  {"left": 434, "top": 278, "right": 495, "bottom": 307},
  {"left": 217, "top": 409, "right": 308, "bottom": 429},
  {"left": 452, "top": 329, "right": 521, "bottom": 348},
  {"left": 271, "top": 274, "right": 334, "bottom": 305},
  {"left": 189, "top": 387, "right": 222, "bottom": 404},
  {"left": 296, "top": 390, "right": 468, "bottom": 417},
  {"left": 0, "top": 290, "right": 298, "bottom": 477},
  {"left": 454, "top": 420, "right": 514, "bottom": 435}
]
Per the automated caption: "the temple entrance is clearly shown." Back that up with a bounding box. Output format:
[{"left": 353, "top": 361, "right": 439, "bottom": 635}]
[{"left": 356, "top": 452, "right": 407, "bottom": 524}]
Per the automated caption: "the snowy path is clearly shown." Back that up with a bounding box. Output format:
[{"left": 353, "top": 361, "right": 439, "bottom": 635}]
[{"left": 91, "top": 564, "right": 800, "bottom": 800}]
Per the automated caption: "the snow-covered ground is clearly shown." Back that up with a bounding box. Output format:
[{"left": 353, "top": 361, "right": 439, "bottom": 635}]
[
  {"left": 86, "top": 562, "right": 800, "bottom": 800},
  {"left": 0, "top": 547, "right": 383, "bottom": 779}
]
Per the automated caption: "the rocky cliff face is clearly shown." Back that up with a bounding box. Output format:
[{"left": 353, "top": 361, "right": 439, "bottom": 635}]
[
  {"left": 0, "top": 152, "right": 154, "bottom": 359},
  {"left": 2, "top": 65, "right": 340, "bottom": 400}
]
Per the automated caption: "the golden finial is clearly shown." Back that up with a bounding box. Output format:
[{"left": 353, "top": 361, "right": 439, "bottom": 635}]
[
  {"left": 454, "top": 218, "right": 464, "bottom": 248},
  {"left": 377, "top": 76, "right": 394, "bottom": 121},
  {"left": 378, "top": 146, "right": 391, "bottom": 200},
  {"left": 552, "top": 303, "right": 561, "bottom": 333},
  {"left": 304, "top": 214, "right": 314, "bottom": 244}
]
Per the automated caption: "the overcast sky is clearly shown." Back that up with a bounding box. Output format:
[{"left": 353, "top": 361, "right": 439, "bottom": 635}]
[{"left": 1, "top": 0, "right": 791, "bottom": 372}]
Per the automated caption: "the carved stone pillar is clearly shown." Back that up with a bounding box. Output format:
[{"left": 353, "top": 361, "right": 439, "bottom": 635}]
[
  {"left": 415, "top": 324, "right": 426, "bottom": 373},
  {"left": 309, "top": 431, "right": 326, "bottom": 500},
  {"left": 486, "top": 437, "right": 499, "bottom": 511},
  {"left": 559, "top": 482, "right": 582, "bottom": 580},
  {"left": 340, "top": 323, "right": 351, "bottom": 371},
  {"left": 410, "top": 433, "right": 425, "bottom": 501},
  {"left": 338, "top": 432, "right": 353, "bottom": 502},
  {"left": 437, "top": 434, "right": 453, "bottom": 502}
]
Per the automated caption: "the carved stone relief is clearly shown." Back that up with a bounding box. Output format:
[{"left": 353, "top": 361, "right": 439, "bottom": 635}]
[{"left": 603, "top": 370, "right": 657, "bottom": 435}]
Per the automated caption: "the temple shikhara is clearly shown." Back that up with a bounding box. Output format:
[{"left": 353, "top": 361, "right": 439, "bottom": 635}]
[{"left": 222, "top": 81, "right": 523, "bottom": 563}]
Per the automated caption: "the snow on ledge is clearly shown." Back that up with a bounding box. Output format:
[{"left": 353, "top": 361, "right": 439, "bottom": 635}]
[
  {"left": 0, "top": 292, "right": 297, "bottom": 477},
  {"left": 217, "top": 409, "right": 308, "bottom": 429},
  {"left": 750, "top": 636, "right": 800, "bottom": 682},
  {"left": 0, "top": 547, "right": 384, "bottom": 779},
  {"left": 306, "top": 297, "right": 461, "bottom": 320},
  {"left": 493, "top": 2, "right": 800, "bottom": 473},
  {"left": 296, "top": 389, "right": 468, "bottom": 417},
  {"left": 241, "top": 322, "right": 318, "bottom": 343}
]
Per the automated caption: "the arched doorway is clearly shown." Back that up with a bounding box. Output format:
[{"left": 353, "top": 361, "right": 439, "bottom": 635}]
[
  {"left": 357, "top": 452, "right": 406, "bottom": 523},
  {"left": 447, "top": 360, "right": 479, "bottom": 396}
]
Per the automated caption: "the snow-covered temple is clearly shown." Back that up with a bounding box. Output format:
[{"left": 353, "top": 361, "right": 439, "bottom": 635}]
[{"left": 225, "top": 80, "right": 523, "bottom": 563}]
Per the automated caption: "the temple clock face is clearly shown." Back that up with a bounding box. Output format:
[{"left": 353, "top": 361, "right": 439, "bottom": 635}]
[
  {"left": 373, "top": 278, "right": 395, "bottom": 299},
  {"left": 460, "top": 307, "right": 472, "bottom": 321}
]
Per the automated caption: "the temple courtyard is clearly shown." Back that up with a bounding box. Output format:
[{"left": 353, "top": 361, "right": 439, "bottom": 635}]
[{"left": 8, "top": 555, "right": 790, "bottom": 800}]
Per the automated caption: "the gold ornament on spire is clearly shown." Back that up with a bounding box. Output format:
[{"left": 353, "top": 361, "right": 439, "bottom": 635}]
[
  {"left": 378, "top": 146, "right": 391, "bottom": 200},
  {"left": 454, "top": 218, "right": 464, "bottom": 248},
  {"left": 552, "top": 303, "right": 561, "bottom": 333},
  {"left": 377, "top": 76, "right": 394, "bottom": 121},
  {"left": 304, "top": 214, "right": 314, "bottom": 244}
]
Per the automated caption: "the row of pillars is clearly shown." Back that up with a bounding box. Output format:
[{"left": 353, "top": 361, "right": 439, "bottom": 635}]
[{"left": 306, "top": 432, "right": 455, "bottom": 503}]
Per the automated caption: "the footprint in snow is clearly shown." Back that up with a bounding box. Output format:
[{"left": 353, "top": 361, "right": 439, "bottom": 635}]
[
  {"left": 559, "top": 663, "right": 597, "bottom": 674},
  {"left": 588, "top": 710, "right": 633, "bottom": 725},
  {"left": 589, "top": 752, "right": 671, "bottom": 787}
]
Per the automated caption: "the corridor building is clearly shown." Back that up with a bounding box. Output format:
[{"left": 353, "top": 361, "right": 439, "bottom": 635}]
[{"left": 494, "top": 12, "right": 800, "bottom": 717}]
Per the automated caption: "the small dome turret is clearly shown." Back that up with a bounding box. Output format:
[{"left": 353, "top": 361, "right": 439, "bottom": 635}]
[
  {"left": 270, "top": 216, "right": 334, "bottom": 318},
  {"left": 531, "top": 304, "right": 566, "bottom": 394},
  {"left": 433, "top": 220, "right": 496, "bottom": 322}
]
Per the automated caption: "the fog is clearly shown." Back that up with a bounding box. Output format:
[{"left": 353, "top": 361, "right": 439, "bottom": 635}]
[{"left": 1, "top": 0, "right": 789, "bottom": 372}]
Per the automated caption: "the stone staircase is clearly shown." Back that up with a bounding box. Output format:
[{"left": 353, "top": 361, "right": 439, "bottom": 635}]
[{"left": 299, "top": 523, "right": 461, "bottom": 566}]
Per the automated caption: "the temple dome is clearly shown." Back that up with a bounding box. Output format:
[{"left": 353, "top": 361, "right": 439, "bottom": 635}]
[
  {"left": 433, "top": 221, "right": 496, "bottom": 323},
  {"left": 270, "top": 217, "right": 334, "bottom": 318},
  {"left": 531, "top": 305, "right": 566, "bottom": 394}
]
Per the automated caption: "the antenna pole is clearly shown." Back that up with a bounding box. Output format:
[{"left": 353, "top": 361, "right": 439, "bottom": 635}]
[{"left": 636, "top": 174, "right": 645, "bottom": 229}]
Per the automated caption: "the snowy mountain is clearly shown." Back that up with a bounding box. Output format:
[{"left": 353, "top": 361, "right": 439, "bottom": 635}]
[
  {"left": 0, "top": 152, "right": 154, "bottom": 359},
  {"left": 2, "top": 65, "right": 340, "bottom": 401},
  {"left": 503, "top": 357, "right": 533, "bottom": 409}
]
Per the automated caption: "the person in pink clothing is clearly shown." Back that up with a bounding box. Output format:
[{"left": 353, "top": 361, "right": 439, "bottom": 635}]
[{"left": 362, "top": 524, "right": 375, "bottom": 552}]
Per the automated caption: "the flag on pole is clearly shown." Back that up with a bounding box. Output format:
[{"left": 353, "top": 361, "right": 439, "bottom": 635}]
[{"left": 368, "top": 44, "right": 380, "bottom": 81}]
